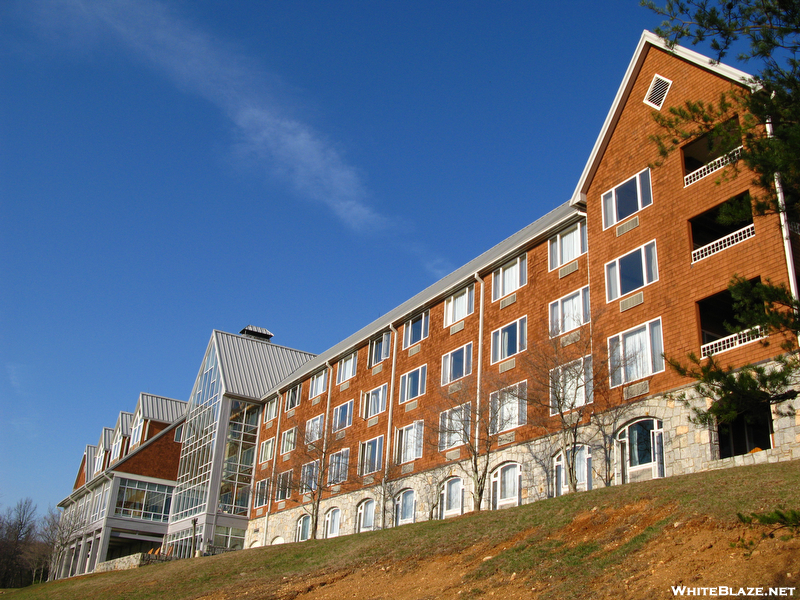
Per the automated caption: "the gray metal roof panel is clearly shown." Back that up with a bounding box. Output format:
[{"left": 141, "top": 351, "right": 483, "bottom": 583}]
[
  {"left": 117, "top": 411, "right": 133, "bottom": 436},
  {"left": 264, "top": 200, "right": 582, "bottom": 398},
  {"left": 138, "top": 393, "right": 187, "bottom": 423},
  {"left": 214, "top": 331, "right": 316, "bottom": 400},
  {"left": 97, "top": 427, "right": 114, "bottom": 450}
]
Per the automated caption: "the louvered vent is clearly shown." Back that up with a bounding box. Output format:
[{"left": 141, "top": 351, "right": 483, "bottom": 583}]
[{"left": 644, "top": 75, "right": 672, "bottom": 109}]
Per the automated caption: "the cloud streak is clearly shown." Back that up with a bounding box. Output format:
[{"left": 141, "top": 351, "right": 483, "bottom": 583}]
[{"left": 28, "top": 0, "right": 387, "bottom": 231}]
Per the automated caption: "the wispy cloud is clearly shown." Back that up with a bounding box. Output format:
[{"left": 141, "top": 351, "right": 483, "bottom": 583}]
[{"left": 24, "top": 0, "right": 387, "bottom": 231}]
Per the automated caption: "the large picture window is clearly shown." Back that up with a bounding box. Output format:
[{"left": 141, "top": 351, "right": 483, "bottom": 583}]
[
  {"left": 609, "top": 318, "right": 665, "bottom": 387},
  {"left": 602, "top": 168, "right": 653, "bottom": 229},
  {"left": 606, "top": 241, "right": 659, "bottom": 301}
]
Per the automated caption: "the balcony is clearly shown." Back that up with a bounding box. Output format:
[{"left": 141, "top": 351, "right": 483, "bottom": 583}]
[
  {"left": 701, "top": 325, "right": 765, "bottom": 358},
  {"left": 690, "top": 193, "right": 754, "bottom": 263},
  {"left": 684, "top": 146, "right": 742, "bottom": 187},
  {"left": 691, "top": 223, "right": 755, "bottom": 263}
]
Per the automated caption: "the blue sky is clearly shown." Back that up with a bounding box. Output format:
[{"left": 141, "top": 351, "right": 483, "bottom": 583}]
[{"left": 0, "top": 1, "right": 716, "bottom": 516}]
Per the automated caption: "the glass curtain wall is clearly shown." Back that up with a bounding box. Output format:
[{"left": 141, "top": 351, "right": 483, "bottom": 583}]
[{"left": 218, "top": 401, "right": 259, "bottom": 515}]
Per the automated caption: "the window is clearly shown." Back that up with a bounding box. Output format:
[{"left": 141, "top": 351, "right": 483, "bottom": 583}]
[
  {"left": 549, "top": 222, "right": 587, "bottom": 270},
  {"left": 616, "top": 418, "right": 665, "bottom": 481},
  {"left": 550, "top": 357, "right": 593, "bottom": 415},
  {"left": 370, "top": 332, "right": 391, "bottom": 366},
  {"left": 264, "top": 397, "right": 278, "bottom": 422},
  {"left": 275, "top": 470, "right": 292, "bottom": 501},
  {"left": 441, "top": 343, "right": 473, "bottom": 385},
  {"left": 309, "top": 371, "right": 327, "bottom": 399},
  {"left": 305, "top": 414, "right": 324, "bottom": 444},
  {"left": 403, "top": 311, "right": 429, "bottom": 348},
  {"left": 300, "top": 460, "right": 319, "bottom": 493},
  {"left": 173, "top": 425, "right": 183, "bottom": 443},
  {"left": 259, "top": 437, "right": 275, "bottom": 463},
  {"left": 396, "top": 420, "right": 423, "bottom": 464},
  {"left": 395, "top": 489, "right": 415, "bottom": 526},
  {"left": 602, "top": 168, "right": 652, "bottom": 229},
  {"left": 444, "top": 284, "right": 475, "bottom": 326},
  {"left": 549, "top": 286, "right": 590, "bottom": 336},
  {"left": 357, "top": 499, "right": 375, "bottom": 532},
  {"left": 280, "top": 427, "right": 297, "bottom": 455},
  {"left": 554, "top": 445, "right": 592, "bottom": 496},
  {"left": 110, "top": 431, "right": 122, "bottom": 462},
  {"left": 491, "top": 317, "right": 527, "bottom": 363},
  {"left": 605, "top": 241, "right": 658, "bottom": 301},
  {"left": 328, "top": 448, "right": 350, "bottom": 484},
  {"left": 129, "top": 411, "right": 143, "bottom": 448},
  {"left": 363, "top": 383, "right": 387, "bottom": 418},
  {"left": 254, "top": 479, "right": 269, "bottom": 508},
  {"left": 332, "top": 399, "right": 353, "bottom": 432},
  {"left": 94, "top": 447, "right": 105, "bottom": 474},
  {"left": 609, "top": 318, "right": 665, "bottom": 387},
  {"left": 399, "top": 365, "right": 427, "bottom": 404},
  {"left": 439, "top": 477, "right": 463, "bottom": 518},
  {"left": 296, "top": 515, "right": 311, "bottom": 542},
  {"left": 489, "top": 381, "right": 527, "bottom": 434},
  {"left": 286, "top": 385, "right": 301, "bottom": 411},
  {"left": 325, "top": 508, "right": 341, "bottom": 538},
  {"left": 358, "top": 435, "right": 384, "bottom": 475},
  {"left": 493, "top": 254, "right": 527, "bottom": 300},
  {"left": 337, "top": 352, "right": 357, "bottom": 384},
  {"left": 490, "top": 463, "right": 520, "bottom": 509},
  {"left": 439, "top": 402, "right": 471, "bottom": 451}
]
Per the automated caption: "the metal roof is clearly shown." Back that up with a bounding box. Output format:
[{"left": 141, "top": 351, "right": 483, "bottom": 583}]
[
  {"left": 96, "top": 427, "right": 114, "bottom": 450},
  {"left": 213, "top": 330, "right": 316, "bottom": 401},
  {"left": 84, "top": 445, "right": 97, "bottom": 480},
  {"left": 262, "top": 200, "right": 583, "bottom": 398},
  {"left": 115, "top": 411, "right": 133, "bottom": 437},
  {"left": 137, "top": 393, "right": 187, "bottom": 424}
]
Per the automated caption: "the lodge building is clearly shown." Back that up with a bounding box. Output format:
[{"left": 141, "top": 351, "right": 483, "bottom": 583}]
[{"left": 54, "top": 31, "right": 800, "bottom": 576}]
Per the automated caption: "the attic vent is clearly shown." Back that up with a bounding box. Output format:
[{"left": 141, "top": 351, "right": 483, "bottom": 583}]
[
  {"left": 239, "top": 325, "right": 274, "bottom": 342},
  {"left": 644, "top": 75, "right": 672, "bottom": 109}
]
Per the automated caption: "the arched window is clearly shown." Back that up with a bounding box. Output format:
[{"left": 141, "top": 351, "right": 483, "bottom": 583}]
[
  {"left": 438, "top": 477, "right": 463, "bottom": 519},
  {"left": 271, "top": 536, "right": 285, "bottom": 545},
  {"left": 553, "top": 445, "right": 592, "bottom": 496},
  {"left": 324, "top": 508, "right": 341, "bottom": 538},
  {"left": 357, "top": 499, "right": 375, "bottom": 533},
  {"left": 296, "top": 514, "right": 312, "bottom": 542},
  {"left": 490, "top": 463, "right": 521, "bottom": 510},
  {"left": 616, "top": 418, "right": 664, "bottom": 483},
  {"left": 394, "top": 489, "right": 415, "bottom": 526}
]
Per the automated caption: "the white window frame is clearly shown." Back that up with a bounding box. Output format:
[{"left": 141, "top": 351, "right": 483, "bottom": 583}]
[
  {"left": 489, "top": 381, "right": 527, "bottom": 434},
  {"left": 275, "top": 470, "right": 292, "bottom": 501},
  {"left": 337, "top": 352, "right": 357, "bottom": 385},
  {"left": 440, "top": 477, "right": 463, "bottom": 518},
  {"left": 357, "top": 499, "right": 375, "bottom": 532},
  {"left": 363, "top": 383, "right": 388, "bottom": 419},
  {"left": 254, "top": 479, "right": 270, "bottom": 508},
  {"left": 403, "top": 311, "right": 430, "bottom": 349},
  {"left": 259, "top": 437, "right": 275, "bottom": 463},
  {"left": 395, "top": 489, "right": 416, "bottom": 526},
  {"left": 602, "top": 168, "right": 653, "bottom": 229},
  {"left": 358, "top": 435, "right": 384, "bottom": 476},
  {"left": 444, "top": 284, "right": 475, "bottom": 327},
  {"left": 549, "top": 356, "right": 593, "bottom": 416},
  {"left": 441, "top": 342, "right": 473, "bottom": 385},
  {"left": 296, "top": 514, "right": 311, "bottom": 542},
  {"left": 548, "top": 221, "right": 587, "bottom": 271},
  {"left": 370, "top": 332, "right": 392, "bottom": 367},
  {"left": 332, "top": 399, "right": 354, "bottom": 432},
  {"left": 439, "top": 402, "right": 471, "bottom": 451},
  {"left": 554, "top": 445, "right": 592, "bottom": 495},
  {"left": 305, "top": 414, "right": 324, "bottom": 444},
  {"left": 605, "top": 240, "right": 659, "bottom": 302},
  {"left": 264, "top": 397, "right": 278, "bottom": 422},
  {"left": 324, "top": 508, "right": 341, "bottom": 538},
  {"left": 492, "top": 254, "right": 527, "bottom": 301},
  {"left": 300, "top": 460, "right": 319, "bottom": 493},
  {"left": 328, "top": 448, "right": 350, "bottom": 484},
  {"left": 129, "top": 411, "right": 143, "bottom": 448},
  {"left": 285, "top": 385, "right": 301, "bottom": 411},
  {"left": 309, "top": 371, "right": 327, "bottom": 399},
  {"left": 396, "top": 420, "right": 424, "bottom": 464},
  {"left": 549, "top": 286, "right": 590, "bottom": 336},
  {"left": 110, "top": 431, "right": 122, "bottom": 462},
  {"left": 280, "top": 427, "right": 297, "bottom": 455},
  {"left": 491, "top": 316, "right": 527, "bottom": 364},
  {"left": 399, "top": 365, "right": 427, "bottom": 404},
  {"left": 491, "top": 463, "right": 521, "bottom": 509},
  {"left": 609, "top": 318, "right": 665, "bottom": 387},
  {"left": 616, "top": 418, "right": 665, "bottom": 479}
]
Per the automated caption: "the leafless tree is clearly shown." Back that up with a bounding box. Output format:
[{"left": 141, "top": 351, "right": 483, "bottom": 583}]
[{"left": 0, "top": 498, "right": 38, "bottom": 588}]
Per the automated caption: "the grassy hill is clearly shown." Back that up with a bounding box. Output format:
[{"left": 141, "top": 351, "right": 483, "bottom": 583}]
[{"left": 7, "top": 460, "right": 800, "bottom": 600}]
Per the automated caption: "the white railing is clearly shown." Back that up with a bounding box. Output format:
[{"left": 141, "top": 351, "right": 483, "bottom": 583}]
[
  {"left": 701, "top": 325, "right": 765, "bottom": 358},
  {"left": 684, "top": 146, "right": 742, "bottom": 187},
  {"left": 691, "top": 223, "right": 755, "bottom": 263}
]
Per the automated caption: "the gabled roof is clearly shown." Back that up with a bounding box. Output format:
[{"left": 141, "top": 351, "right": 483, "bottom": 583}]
[
  {"left": 135, "top": 393, "right": 187, "bottom": 424},
  {"left": 84, "top": 444, "right": 97, "bottom": 481},
  {"left": 114, "top": 411, "right": 134, "bottom": 437},
  {"left": 263, "top": 200, "right": 584, "bottom": 398},
  {"left": 212, "top": 330, "right": 316, "bottom": 401},
  {"left": 96, "top": 427, "right": 114, "bottom": 451},
  {"left": 570, "top": 30, "right": 753, "bottom": 206}
]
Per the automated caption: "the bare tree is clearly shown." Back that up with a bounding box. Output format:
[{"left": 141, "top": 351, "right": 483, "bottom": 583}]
[
  {"left": 42, "top": 503, "right": 85, "bottom": 581},
  {"left": 0, "top": 498, "right": 38, "bottom": 588}
]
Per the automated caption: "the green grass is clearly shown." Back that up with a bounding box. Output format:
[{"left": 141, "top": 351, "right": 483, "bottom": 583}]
[{"left": 7, "top": 459, "right": 800, "bottom": 600}]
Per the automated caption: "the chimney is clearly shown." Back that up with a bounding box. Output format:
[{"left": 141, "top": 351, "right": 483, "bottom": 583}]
[{"left": 239, "top": 325, "right": 274, "bottom": 342}]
